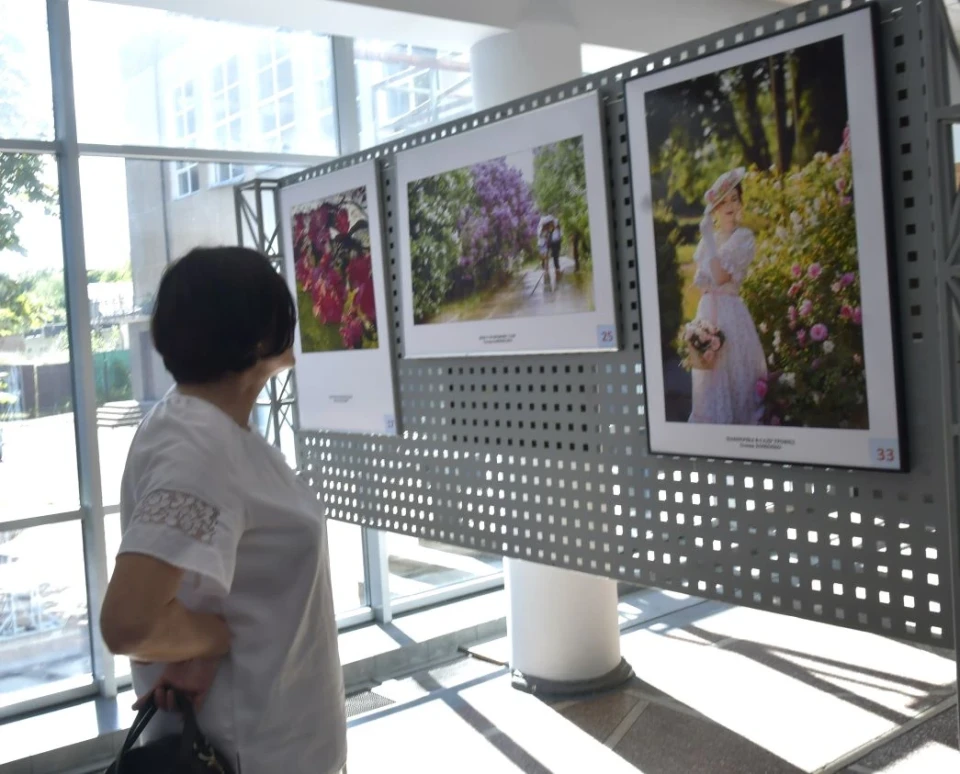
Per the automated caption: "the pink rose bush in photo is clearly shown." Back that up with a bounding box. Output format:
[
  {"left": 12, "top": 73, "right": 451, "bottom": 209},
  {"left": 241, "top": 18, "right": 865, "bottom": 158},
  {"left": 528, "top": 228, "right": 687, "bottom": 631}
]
[{"left": 740, "top": 125, "right": 868, "bottom": 429}]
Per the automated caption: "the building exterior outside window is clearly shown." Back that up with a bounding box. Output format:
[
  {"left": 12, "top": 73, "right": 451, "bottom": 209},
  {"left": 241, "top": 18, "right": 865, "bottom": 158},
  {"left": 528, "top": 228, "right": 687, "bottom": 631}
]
[
  {"left": 172, "top": 80, "right": 199, "bottom": 197},
  {"left": 212, "top": 56, "right": 244, "bottom": 183},
  {"left": 355, "top": 40, "right": 474, "bottom": 149},
  {"left": 256, "top": 39, "right": 297, "bottom": 153}
]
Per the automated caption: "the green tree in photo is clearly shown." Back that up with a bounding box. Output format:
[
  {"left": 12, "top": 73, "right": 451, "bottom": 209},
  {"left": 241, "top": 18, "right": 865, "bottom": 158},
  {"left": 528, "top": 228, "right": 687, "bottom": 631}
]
[
  {"left": 532, "top": 137, "right": 590, "bottom": 271},
  {"left": 646, "top": 38, "right": 848, "bottom": 213},
  {"left": 408, "top": 168, "right": 475, "bottom": 323}
]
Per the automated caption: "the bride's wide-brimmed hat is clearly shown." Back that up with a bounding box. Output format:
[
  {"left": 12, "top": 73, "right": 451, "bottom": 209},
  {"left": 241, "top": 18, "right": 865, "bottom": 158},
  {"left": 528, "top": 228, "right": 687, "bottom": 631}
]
[{"left": 704, "top": 167, "right": 746, "bottom": 212}]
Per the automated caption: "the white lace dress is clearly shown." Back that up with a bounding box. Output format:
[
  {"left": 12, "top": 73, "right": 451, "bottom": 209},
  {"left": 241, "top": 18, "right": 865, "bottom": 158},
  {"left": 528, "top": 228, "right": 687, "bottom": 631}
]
[{"left": 689, "top": 227, "right": 767, "bottom": 425}]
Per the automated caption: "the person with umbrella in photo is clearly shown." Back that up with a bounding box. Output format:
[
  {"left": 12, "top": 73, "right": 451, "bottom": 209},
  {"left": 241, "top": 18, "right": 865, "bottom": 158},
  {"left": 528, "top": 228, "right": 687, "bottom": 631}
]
[
  {"left": 548, "top": 217, "right": 563, "bottom": 274},
  {"left": 536, "top": 214, "right": 559, "bottom": 294}
]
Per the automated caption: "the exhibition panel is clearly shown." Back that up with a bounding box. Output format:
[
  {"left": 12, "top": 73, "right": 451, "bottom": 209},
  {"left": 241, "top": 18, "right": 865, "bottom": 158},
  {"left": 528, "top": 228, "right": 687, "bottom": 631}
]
[
  {"left": 626, "top": 9, "right": 904, "bottom": 471},
  {"left": 280, "top": 0, "right": 954, "bottom": 663},
  {"left": 395, "top": 92, "right": 620, "bottom": 359},
  {"left": 279, "top": 162, "right": 399, "bottom": 436}
]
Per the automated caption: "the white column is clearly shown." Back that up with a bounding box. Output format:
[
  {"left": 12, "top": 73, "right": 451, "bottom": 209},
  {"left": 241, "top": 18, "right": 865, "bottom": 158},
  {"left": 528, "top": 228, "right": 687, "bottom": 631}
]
[{"left": 470, "top": 1, "right": 630, "bottom": 693}]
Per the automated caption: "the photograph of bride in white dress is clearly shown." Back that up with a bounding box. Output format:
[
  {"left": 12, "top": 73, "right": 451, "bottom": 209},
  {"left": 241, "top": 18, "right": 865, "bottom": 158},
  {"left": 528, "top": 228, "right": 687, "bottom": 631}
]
[{"left": 645, "top": 35, "right": 869, "bottom": 431}]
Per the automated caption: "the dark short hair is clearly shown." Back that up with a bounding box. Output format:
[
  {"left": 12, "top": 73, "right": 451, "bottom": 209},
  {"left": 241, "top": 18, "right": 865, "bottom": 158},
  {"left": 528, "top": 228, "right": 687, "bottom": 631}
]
[{"left": 152, "top": 246, "right": 295, "bottom": 385}]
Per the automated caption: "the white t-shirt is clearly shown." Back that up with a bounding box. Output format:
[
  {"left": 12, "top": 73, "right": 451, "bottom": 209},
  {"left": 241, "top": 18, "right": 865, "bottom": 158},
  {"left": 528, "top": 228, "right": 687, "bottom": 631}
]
[{"left": 118, "top": 390, "right": 347, "bottom": 774}]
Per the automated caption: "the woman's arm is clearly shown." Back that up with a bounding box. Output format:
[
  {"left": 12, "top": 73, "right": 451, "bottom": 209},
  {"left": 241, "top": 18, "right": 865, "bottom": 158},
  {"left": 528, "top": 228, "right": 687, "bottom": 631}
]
[
  {"left": 709, "top": 257, "right": 732, "bottom": 286},
  {"left": 101, "top": 554, "right": 230, "bottom": 663}
]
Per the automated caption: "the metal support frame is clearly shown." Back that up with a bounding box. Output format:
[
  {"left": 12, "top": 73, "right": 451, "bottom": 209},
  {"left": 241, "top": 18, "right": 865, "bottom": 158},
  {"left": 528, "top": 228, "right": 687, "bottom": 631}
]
[
  {"left": 925, "top": 0, "right": 960, "bottom": 741},
  {"left": 282, "top": 0, "right": 959, "bottom": 712},
  {"left": 234, "top": 178, "right": 299, "bottom": 454}
]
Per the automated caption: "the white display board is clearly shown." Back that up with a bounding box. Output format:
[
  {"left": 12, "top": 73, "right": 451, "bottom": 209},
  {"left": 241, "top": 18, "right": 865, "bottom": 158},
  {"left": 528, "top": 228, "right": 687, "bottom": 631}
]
[
  {"left": 279, "top": 162, "right": 398, "bottom": 435},
  {"left": 396, "top": 92, "right": 620, "bottom": 358},
  {"left": 626, "top": 9, "right": 904, "bottom": 470}
]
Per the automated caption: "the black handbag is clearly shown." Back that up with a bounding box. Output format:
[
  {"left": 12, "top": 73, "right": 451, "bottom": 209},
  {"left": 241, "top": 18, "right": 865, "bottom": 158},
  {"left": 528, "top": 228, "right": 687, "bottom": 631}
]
[{"left": 105, "top": 693, "right": 234, "bottom": 774}]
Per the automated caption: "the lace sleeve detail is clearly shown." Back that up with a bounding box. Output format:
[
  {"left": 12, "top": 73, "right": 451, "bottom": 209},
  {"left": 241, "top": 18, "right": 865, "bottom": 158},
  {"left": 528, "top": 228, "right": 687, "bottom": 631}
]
[
  {"left": 718, "top": 229, "right": 756, "bottom": 286},
  {"left": 131, "top": 489, "right": 221, "bottom": 545}
]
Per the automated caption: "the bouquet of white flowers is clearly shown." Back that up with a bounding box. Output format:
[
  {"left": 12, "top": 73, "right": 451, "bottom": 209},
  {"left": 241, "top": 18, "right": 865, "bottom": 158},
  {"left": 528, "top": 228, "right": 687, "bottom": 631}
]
[{"left": 679, "top": 319, "right": 726, "bottom": 370}]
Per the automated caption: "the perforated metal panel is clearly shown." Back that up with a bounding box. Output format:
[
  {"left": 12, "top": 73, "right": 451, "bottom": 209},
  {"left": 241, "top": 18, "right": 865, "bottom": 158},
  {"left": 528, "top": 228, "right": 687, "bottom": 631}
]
[{"left": 288, "top": 0, "right": 957, "bottom": 649}]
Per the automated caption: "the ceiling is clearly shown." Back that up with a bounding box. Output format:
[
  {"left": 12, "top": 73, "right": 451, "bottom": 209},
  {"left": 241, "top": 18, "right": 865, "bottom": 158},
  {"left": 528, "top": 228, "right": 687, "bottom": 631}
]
[{"left": 95, "top": 0, "right": 789, "bottom": 53}]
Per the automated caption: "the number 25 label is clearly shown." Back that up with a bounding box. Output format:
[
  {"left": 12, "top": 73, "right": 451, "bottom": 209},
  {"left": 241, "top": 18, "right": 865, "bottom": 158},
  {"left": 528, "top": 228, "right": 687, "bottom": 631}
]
[
  {"left": 597, "top": 325, "right": 616, "bottom": 348},
  {"left": 869, "top": 439, "right": 900, "bottom": 469}
]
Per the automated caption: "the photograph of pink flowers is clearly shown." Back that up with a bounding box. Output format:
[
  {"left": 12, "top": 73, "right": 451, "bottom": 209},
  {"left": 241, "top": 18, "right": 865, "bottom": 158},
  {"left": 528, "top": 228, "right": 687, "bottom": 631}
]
[
  {"left": 397, "top": 93, "right": 618, "bottom": 358},
  {"left": 280, "top": 162, "right": 398, "bottom": 436},
  {"left": 627, "top": 9, "right": 904, "bottom": 470},
  {"left": 292, "top": 187, "right": 378, "bottom": 352}
]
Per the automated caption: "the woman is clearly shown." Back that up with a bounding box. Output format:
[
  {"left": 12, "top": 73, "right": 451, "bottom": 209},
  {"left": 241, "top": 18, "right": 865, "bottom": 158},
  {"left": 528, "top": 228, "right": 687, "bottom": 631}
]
[
  {"left": 100, "top": 247, "right": 347, "bottom": 774},
  {"left": 689, "top": 168, "right": 767, "bottom": 425}
]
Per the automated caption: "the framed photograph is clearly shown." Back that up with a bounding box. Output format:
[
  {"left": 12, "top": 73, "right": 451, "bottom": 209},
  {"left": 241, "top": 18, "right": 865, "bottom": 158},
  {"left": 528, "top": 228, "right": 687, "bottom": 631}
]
[
  {"left": 396, "top": 92, "right": 619, "bottom": 358},
  {"left": 626, "top": 8, "right": 905, "bottom": 470},
  {"left": 279, "top": 161, "right": 398, "bottom": 436}
]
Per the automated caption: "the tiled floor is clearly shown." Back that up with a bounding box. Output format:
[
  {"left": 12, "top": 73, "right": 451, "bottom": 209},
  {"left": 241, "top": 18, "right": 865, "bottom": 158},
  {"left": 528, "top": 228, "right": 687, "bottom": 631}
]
[
  {"left": 342, "top": 593, "right": 959, "bottom": 774},
  {"left": 343, "top": 657, "right": 959, "bottom": 774},
  {"left": 3, "top": 588, "right": 957, "bottom": 773}
]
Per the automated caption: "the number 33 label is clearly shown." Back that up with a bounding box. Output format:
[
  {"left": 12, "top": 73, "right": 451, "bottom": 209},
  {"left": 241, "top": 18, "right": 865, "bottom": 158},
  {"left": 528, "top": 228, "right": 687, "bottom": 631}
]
[{"left": 869, "top": 439, "right": 900, "bottom": 469}]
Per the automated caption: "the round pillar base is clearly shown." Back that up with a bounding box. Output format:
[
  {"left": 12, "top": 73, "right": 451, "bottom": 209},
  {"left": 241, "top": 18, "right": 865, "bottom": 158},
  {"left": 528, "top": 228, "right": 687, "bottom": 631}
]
[{"left": 510, "top": 657, "right": 634, "bottom": 697}]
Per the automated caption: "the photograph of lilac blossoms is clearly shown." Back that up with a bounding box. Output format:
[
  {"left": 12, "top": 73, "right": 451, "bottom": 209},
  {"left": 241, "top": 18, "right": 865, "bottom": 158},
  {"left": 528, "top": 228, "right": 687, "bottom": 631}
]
[{"left": 407, "top": 137, "right": 596, "bottom": 325}]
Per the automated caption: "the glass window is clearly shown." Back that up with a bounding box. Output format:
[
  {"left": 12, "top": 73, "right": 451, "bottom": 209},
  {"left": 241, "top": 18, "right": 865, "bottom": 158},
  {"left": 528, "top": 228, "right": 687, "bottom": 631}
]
[
  {"left": 0, "top": 0, "right": 54, "bottom": 140},
  {"left": 0, "top": 154, "right": 80, "bottom": 519},
  {"left": 70, "top": 1, "right": 338, "bottom": 156},
  {"left": 0, "top": 521, "right": 92, "bottom": 708},
  {"left": 329, "top": 522, "right": 367, "bottom": 614},
  {"left": 355, "top": 40, "right": 473, "bottom": 149},
  {"left": 387, "top": 534, "right": 502, "bottom": 599}
]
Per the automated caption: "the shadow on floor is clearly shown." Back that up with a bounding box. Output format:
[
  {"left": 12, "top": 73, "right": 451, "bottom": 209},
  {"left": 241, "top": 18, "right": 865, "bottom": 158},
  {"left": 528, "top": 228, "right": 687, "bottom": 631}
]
[{"left": 345, "top": 598, "right": 957, "bottom": 773}]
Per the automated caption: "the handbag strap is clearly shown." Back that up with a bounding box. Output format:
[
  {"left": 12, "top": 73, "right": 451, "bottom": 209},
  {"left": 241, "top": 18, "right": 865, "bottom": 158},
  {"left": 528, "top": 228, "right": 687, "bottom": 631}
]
[
  {"left": 113, "top": 693, "right": 204, "bottom": 773},
  {"left": 174, "top": 693, "right": 204, "bottom": 762},
  {"left": 120, "top": 703, "right": 157, "bottom": 755}
]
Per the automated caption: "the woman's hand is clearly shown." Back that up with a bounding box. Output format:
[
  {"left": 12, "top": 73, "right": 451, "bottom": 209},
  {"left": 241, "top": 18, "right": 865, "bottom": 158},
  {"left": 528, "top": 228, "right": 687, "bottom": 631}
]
[{"left": 134, "top": 656, "right": 223, "bottom": 712}]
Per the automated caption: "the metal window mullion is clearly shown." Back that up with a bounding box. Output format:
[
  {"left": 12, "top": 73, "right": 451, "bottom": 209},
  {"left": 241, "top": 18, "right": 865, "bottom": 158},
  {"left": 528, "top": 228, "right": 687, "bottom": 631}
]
[
  {"left": 74, "top": 142, "right": 332, "bottom": 168},
  {"left": 46, "top": 0, "right": 116, "bottom": 699},
  {"left": 0, "top": 137, "right": 59, "bottom": 154},
  {"left": 0, "top": 509, "right": 85, "bottom": 533},
  {"left": 362, "top": 528, "right": 392, "bottom": 624},
  {"left": 331, "top": 36, "right": 360, "bottom": 156}
]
